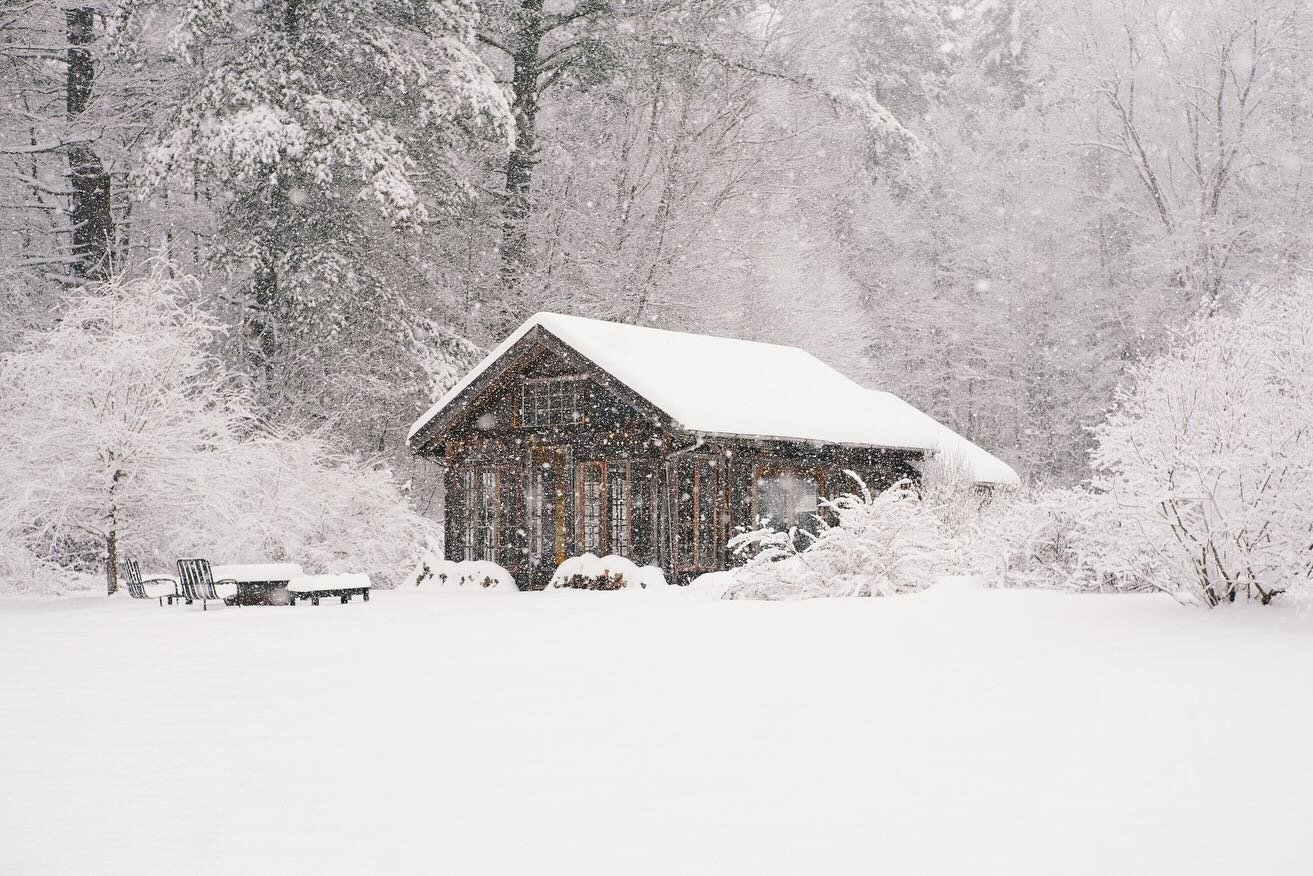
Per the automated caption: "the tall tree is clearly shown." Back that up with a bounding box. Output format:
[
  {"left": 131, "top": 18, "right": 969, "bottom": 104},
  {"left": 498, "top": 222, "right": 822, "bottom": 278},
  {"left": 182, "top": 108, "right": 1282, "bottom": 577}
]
[
  {"left": 114, "top": 0, "right": 512, "bottom": 410},
  {"left": 65, "top": 7, "right": 114, "bottom": 280},
  {"left": 479, "top": 0, "right": 632, "bottom": 289}
]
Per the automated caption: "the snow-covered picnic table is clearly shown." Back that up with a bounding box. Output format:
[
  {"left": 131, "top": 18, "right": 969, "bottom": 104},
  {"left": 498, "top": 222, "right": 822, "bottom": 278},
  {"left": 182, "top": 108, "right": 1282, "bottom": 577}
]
[
  {"left": 288, "top": 573, "right": 372, "bottom": 606},
  {"left": 212, "top": 563, "right": 305, "bottom": 605}
]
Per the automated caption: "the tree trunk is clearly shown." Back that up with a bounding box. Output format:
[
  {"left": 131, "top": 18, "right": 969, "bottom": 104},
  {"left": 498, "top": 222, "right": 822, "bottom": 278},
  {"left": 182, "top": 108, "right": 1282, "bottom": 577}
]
[
  {"left": 105, "top": 527, "right": 119, "bottom": 595},
  {"left": 499, "top": 0, "right": 545, "bottom": 287},
  {"left": 247, "top": 2, "right": 301, "bottom": 378},
  {"left": 66, "top": 8, "right": 113, "bottom": 281}
]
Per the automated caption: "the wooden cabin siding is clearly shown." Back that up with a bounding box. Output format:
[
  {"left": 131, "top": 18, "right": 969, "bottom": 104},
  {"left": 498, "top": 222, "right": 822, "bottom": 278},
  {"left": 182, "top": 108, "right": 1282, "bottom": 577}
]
[{"left": 417, "top": 324, "right": 926, "bottom": 589}]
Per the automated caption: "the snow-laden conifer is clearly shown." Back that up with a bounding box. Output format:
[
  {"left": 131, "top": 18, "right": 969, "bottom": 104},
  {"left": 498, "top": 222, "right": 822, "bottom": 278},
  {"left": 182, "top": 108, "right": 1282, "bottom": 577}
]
[{"left": 112, "top": 0, "right": 512, "bottom": 380}]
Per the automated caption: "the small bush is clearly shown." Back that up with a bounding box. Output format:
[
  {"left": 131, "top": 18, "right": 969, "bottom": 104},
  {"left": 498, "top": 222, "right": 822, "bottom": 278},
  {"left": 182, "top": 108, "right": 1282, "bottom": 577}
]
[
  {"left": 972, "top": 487, "right": 1153, "bottom": 592},
  {"left": 721, "top": 475, "right": 951, "bottom": 599},
  {"left": 549, "top": 554, "right": 668, "bottom": 590},
  {"left": 0, "top": 537, "right": 98, "bottom": 597},
  {"left": 411, "top": 549, "right": 517, "bottom": 591}
]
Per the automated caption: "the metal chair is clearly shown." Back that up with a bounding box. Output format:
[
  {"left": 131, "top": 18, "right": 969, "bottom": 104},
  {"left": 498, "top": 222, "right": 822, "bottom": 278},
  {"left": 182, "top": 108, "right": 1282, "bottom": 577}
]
[
  {"left": 175, "top": 558, "right": 237, "bottom": 610},
  {"left": 123, "top": 559, "right": 178, "bottom": 607}
]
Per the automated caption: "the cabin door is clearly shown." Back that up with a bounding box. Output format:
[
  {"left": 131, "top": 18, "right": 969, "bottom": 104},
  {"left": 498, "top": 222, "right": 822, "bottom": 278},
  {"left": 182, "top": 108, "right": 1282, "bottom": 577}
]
[{"left": 529, "top": 445, "right": 568, "bottom": 585}]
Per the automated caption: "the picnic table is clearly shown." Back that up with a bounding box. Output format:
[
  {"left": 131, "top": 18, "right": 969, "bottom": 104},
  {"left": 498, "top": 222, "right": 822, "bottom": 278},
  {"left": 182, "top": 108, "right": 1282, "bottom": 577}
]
[{"left": 212, "top": 563, "right": 305, "bottom": 606}]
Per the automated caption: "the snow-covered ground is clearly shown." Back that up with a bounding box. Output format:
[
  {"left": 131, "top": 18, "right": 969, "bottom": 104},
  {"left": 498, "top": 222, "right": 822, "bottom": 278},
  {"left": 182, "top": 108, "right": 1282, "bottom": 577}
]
[{"left": 2, "top": 581, "right": 1311, "bottom": 875}]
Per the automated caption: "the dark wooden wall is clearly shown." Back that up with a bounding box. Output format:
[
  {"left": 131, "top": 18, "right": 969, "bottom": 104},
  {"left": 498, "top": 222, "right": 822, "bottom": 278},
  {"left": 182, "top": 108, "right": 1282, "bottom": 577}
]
[{"left": 425, "top": 338, "right": 924, "bottom": 588}]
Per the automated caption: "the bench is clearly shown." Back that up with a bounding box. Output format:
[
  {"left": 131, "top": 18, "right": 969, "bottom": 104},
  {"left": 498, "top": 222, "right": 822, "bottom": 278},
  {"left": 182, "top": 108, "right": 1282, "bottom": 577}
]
[
  {"left": 288, "top": 573, "right": 372, "bottom": 606},
  {"left": 176, "top": 558, "right": 237, "bottom": 610},
  {"left": 123, "top": 559, "right": 179, "bottom": 607}
]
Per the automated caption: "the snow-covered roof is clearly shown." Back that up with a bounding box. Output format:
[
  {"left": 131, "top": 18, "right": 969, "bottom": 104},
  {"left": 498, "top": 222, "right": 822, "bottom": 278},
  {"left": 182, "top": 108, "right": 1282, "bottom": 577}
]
[
  {"left": 863, "top": 391, "right": 1019, "bottom": 486},
  {"left": 409, "top": 312, "right": 1019, "bottom": 485}
]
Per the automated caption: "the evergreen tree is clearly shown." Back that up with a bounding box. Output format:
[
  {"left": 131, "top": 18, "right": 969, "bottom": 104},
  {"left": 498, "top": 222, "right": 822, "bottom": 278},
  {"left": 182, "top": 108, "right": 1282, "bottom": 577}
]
[{"left": 113, "top": 0, "right": 512, "bottom": 406}]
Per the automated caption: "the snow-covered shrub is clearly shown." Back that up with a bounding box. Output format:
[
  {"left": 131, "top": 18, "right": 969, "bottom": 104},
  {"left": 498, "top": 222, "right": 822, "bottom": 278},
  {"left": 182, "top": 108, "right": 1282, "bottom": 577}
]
[
  {"left": 684, "top": 571, "right": 741, "bottom": 600},
  {"left": 187, "top": 432, "right": 439, "bottom": 587},
  {"left": 410, "top": 548, "right": 517, "bottom": 591},
  {"left": 918, "top": 452, "right": 999, "bottom": 574},
  {"left": 0, "top": 537, "right": 97, "bottom": 597},
  {"left": 0, "top": 267, "right": 438, "bottom": 593},
  {"left": 549, "top": 554, "right": 668, "bottom": 591},
  {"left": 972, "top": 487, "right": 1151, "bottom": 592},
  {"left": 720, "top": 475, "right": 951, "bottom": 599},
  {"left": 0, "top": 267, "right": 250, "bottom": 594},
  {"left": 1090, "top": 289, "right": 1313, "bottom": 606}
]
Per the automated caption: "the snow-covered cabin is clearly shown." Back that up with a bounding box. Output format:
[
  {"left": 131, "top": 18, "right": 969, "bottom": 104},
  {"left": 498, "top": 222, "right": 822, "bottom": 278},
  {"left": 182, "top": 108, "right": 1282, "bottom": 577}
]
[{"left": 408, "top": 313, "right": 1018, "bottom": 588}]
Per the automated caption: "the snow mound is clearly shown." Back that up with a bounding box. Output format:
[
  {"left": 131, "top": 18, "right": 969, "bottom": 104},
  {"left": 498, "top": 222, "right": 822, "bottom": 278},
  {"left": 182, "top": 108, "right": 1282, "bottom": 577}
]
[
  {"left": 411, "top": 552, "right": 517, "bottom": 592},
  {"left": 550, "top": 554, "right": 669, "bottom": 591},
  {"left": 685, "top": 571, "right": 741, "bottom": 600}
]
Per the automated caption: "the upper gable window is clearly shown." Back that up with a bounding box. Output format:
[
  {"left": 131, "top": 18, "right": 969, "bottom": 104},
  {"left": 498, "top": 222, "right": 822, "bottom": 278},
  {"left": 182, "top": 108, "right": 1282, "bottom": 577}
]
[{"left": 520, "top": 375, "right": 586, "bottom": 427}]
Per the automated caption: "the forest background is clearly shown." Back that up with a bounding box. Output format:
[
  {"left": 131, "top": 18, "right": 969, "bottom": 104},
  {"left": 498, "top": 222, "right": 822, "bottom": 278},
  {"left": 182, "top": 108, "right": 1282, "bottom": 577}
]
[{"left": 4, "top": 0, "right": 1311, "bottom": 511}]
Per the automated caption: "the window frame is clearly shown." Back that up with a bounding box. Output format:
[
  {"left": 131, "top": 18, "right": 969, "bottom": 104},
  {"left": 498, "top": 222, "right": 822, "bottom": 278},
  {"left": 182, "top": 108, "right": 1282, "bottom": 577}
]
[
  {"left": 573, "top": 459, "right": 646, "bottom": 560},
  {"left": 518, "top": 374, "right": 587, "bottom": 429},
  {"left": 577, "top": 461, "right": 605, "bottom": 555},
  {"left": 457, "top": 464, "right": 526, "bottom": 570},
  {"left": 751, "top": 463, "right": 825, "bottom": 534}
]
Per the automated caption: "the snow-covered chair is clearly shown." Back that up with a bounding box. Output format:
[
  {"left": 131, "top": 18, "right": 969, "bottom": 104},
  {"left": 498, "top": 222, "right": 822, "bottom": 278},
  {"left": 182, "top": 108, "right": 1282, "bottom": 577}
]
[
  {"left": 124, "top": 558, "right": 178, "bottom": 607},
  {"left": 176, "top": 558, "right": 237, "bottom": 610}
]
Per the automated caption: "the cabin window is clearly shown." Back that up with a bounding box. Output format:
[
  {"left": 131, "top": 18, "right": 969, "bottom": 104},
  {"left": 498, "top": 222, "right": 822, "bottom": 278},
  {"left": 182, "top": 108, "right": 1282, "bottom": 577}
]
[
  {"left": 754, "top": 467, "right": 821, "bottom": 533},
  {"left": 527, "top": 451, "right": 564, "bottom": 569},
  {"left": 608, "top": 467, "right": 630, "bottom": 557},
  {"left": 675, "top": 458, "right": 721, "bottom": 572},
  {"left": 462, "top": 468, "right": 498, "bottom": 563},
  {"left": 578, "top": 462, "right": 604, "bottom": 553},
  {"left": 574, "top": 460, "right": 653, "bottom": 562},
  {"left": 520, "top": 376, "right": 585, "bottom": 427},
  {"left": 458, "top": 465, "right": 525, "bottom": 568}
]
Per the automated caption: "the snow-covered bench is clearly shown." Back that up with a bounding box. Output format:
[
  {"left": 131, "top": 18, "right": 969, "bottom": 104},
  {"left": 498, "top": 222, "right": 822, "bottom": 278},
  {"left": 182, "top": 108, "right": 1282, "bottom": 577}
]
[{"left": 288, "top": 573, "right": 372, "bottom": 606}]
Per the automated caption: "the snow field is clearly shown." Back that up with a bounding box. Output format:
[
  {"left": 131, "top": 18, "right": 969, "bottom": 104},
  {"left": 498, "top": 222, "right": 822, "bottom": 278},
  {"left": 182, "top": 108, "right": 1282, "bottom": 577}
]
[{"left": 1, "top": 581, "right": 1311, "bottom": 875}]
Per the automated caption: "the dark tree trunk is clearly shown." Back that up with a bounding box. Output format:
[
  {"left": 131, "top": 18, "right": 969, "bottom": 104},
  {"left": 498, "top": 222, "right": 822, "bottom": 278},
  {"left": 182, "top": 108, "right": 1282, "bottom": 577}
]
[
  {"left": 249, "top": 0, "right": 301, "bottom": 376},
  {"left": 105, "top": 527, "right": 119, "bottom": 595},
  {"left": 499, "top": 0, "right": 545, "bottom": 286},
  {"left": 250, "top": 204, "right": 283, "bottom": 374},
  {"left": 66, "top": 8, "right": 113, "bottom": 281},
  {"left": 106, "top": 468, "right": 125, "bottom": 595}
]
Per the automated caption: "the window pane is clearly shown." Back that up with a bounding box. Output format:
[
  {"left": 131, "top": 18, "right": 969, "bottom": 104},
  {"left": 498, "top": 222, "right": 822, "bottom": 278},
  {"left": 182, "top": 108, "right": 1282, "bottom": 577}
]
[
  {"left": 477, "top": 470, "right": 496, "bottom": 562},
  {"left": 462, "top": 469, "right": 476, "bottom": 560},
  {"left": 608, "top": 463, "right": 630, "bottom": 557},
  {"left": 758, "top": 475, "right": 790, "bottom": 530},
  {"left": 757, "top": 470, "right": 819, "bottom": 533},
  {"left": 791, "top": 475, "right": 819, "bottom": 533},
  {"left": 521, "top": 379, "right": 586, "bottom": 427},
  {"left": 579, "top": 463, "right": 602, "bottom": 554}
]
